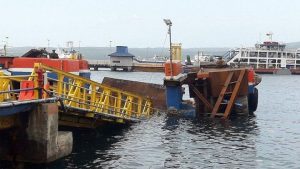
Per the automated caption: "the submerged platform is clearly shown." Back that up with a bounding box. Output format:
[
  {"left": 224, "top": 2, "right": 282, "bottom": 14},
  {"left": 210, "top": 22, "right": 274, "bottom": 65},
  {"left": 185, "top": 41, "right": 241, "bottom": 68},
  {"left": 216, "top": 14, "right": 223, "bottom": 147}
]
[{"left": 163, "top": 63, "right": 260, "bottom": 119}]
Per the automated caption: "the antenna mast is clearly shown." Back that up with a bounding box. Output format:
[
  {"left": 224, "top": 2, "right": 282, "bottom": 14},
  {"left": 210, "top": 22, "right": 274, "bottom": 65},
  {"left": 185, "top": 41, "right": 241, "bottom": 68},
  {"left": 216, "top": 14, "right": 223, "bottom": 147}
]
[{"left": 266, "top": 32, "right": 273, "bottom": 42}]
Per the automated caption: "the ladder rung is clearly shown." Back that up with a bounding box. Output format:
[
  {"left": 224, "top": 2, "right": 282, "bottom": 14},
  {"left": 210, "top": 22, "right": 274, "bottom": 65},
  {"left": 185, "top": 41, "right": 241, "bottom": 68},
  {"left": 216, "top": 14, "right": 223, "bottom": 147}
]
[
  {"left": 229, "top": 81, "right": 238, "bottom": 84},
  {"left": 225, "top": 92, "right": 232, "bottom": 95},
  {"left": 215, "top": 113, "right": 224, "bottom": 116}
]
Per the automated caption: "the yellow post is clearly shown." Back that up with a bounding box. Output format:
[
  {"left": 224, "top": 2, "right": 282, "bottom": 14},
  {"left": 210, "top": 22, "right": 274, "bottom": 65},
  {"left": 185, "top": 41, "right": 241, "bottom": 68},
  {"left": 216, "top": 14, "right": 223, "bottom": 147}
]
[
  {"left": 125, "top": 96, "right": 133, "bottom": 117},
  {"left": 137, "top": 97, "right": 142, "bottom": 117},
  {"left": 82, "top": 88, "right": 87, "bottom": 109},
  {"left": 57, "top": 74, "right": 64, "bottom": 95},
  {"left": 90, "top": 85, "right": 96, "bottom": 111},
  {"left": 116, "top": 92, "right": 122, "bottom": 117},
  {"left": 33, "top": 63, "right": 40, "bottom": 99},
  {"left": 171, "top": 43, "right": 182, "bottom": 61},
  {"left": 0, "top": 72, "right": 5, "bottom": 102}
]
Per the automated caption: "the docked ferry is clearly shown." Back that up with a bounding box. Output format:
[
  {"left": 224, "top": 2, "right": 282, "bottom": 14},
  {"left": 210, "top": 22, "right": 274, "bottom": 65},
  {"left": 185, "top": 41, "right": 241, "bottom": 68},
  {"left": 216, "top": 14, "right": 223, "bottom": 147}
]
[
  {"left": 8, "top": 48, "right": 91, "bottom": 79},
  {"left": 225, "top": 34, "right": 300, "bottom": 74}
]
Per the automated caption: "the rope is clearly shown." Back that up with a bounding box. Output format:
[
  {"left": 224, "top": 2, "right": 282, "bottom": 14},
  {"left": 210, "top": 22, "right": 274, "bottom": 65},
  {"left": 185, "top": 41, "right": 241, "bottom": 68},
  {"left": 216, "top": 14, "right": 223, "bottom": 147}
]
[{"left": 159, "top": 31, "right": 169, "bottom": 58}]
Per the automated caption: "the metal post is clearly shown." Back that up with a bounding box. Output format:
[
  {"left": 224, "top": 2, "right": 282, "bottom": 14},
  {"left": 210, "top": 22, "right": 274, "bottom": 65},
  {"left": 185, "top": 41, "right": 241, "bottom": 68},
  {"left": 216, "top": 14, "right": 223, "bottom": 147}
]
[
  {"left": 47, "top": 39, "right": 50, "bottom": 50},
  {"left": 4, "top": 37, "right": 8, "bottom": 57},
  {"left": 3, "top": 44, "right": 6, "bottom": 57},
  {"left": 169, "top": 25, "right": 173, "bottom": 79},
  {"left": 163, "top": 19, "right": 174, "bottom": 79},
  {"left": 109, "top": 41, "right": 112, "bottom": 52},
  {"left": 37, "top": 68, "right": 44, "bottom": 99}
]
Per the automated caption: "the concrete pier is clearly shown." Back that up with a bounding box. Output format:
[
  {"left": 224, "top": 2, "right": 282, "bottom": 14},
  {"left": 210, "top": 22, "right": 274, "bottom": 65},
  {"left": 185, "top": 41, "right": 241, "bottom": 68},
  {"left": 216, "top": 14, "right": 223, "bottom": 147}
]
[{"left": 0, "top": 102, "right": 72, "bottom": 163}]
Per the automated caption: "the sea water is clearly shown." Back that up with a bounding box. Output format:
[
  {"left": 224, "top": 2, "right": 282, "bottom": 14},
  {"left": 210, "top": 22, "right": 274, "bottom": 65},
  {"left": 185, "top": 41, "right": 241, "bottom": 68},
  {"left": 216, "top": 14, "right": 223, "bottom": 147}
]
[{"left": 1, "top": 72, "right": 300, "bottom": 169}]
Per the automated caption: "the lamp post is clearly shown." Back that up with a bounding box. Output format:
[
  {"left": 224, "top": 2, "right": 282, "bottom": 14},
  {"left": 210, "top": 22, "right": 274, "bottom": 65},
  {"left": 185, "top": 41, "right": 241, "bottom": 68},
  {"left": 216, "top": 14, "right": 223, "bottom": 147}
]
[
  {"left": 4, "top": 37, "right": 8, "bottom": 57},
  {"left": 164, "top": 19, "right": 173, "bottom": 79},
  {"left": 109, "top": 40, "right": 112, "bottom": 52}
]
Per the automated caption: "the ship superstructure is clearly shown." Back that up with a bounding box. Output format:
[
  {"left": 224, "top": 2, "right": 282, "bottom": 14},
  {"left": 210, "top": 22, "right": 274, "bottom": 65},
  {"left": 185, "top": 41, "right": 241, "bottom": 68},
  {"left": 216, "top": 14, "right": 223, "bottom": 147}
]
[{"left": 225, "top": 33, "right": 300, "bottom": 74}]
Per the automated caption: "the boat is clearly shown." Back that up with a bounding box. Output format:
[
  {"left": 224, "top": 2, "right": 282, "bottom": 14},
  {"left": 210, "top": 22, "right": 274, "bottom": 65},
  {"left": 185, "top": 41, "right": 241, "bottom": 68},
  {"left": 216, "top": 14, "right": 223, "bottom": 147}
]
[
  {"left": 189, "top": 51, "right": 214, "bottom": 65},
  {"left": 8, "top": 48, "right": 91, "bottom": 79},
  {"left": 224, "top": 33, "right": 300, "bottom": 74}
]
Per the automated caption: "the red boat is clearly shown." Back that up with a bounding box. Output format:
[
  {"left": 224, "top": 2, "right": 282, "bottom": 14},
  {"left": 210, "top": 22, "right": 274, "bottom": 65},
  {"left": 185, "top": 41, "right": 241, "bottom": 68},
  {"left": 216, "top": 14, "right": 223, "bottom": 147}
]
[{"left": 4, "top": 48, "right": 90, "bottom": 79}]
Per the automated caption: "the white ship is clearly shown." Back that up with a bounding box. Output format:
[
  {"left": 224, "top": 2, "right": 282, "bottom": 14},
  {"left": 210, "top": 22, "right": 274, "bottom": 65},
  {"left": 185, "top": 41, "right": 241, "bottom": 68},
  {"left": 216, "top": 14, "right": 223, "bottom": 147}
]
[{"left": 225, "top": 33, "right": 300, "bottom": 74}]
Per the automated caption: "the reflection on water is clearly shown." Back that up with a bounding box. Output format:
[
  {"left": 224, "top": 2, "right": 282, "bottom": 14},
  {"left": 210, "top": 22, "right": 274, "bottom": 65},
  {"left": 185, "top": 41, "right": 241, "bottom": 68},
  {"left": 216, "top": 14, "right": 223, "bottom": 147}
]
[{"left": 1, "top": 73, "right": 300, "bottom": 169}]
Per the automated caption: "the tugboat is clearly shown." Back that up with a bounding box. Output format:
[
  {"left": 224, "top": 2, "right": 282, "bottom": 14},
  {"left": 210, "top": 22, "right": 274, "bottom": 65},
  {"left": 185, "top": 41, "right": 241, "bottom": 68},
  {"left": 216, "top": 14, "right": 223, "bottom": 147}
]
[{"left": 224, "top": 33, "right": 300, "bottom": 75}]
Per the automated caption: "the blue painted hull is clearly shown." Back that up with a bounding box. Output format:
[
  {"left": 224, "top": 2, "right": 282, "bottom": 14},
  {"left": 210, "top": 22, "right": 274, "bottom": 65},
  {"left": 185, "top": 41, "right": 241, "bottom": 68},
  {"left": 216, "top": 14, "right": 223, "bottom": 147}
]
[
  {"left": 0, "top": 103, "right": 33, "bottom": 116},
  {"left": 79, "top": 72, "right": 91, "bottom": 79},
  {"left": 11, "top": 71, "right": 91, "bottom": 81}
]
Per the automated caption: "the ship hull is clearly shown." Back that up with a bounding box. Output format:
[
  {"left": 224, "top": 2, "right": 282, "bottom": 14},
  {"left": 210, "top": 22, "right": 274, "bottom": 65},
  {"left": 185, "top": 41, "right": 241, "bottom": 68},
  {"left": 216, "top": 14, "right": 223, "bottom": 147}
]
[{"left": 8, "top": 58, "right": 91, "bottom": 79}]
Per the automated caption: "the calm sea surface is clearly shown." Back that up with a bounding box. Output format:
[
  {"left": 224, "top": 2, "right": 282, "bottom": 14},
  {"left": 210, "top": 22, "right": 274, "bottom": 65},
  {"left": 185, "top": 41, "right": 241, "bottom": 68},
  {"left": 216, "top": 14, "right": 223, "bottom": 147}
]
[{"left": 1, "top": 72, "right": 300, "bottom": 169}]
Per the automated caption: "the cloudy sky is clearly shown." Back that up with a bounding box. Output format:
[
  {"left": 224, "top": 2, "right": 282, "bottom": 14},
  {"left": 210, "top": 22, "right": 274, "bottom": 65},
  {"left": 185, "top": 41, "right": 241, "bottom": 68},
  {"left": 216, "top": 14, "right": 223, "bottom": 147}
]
[{"left": 1, "top": 0, "right": 299, "bottom": 48}]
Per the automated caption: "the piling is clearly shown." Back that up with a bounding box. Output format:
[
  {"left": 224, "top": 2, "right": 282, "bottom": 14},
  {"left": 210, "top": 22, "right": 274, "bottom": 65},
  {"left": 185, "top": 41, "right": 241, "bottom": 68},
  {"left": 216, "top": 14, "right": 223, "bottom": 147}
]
[{"left": 0, "top": 102, "right": 72, "bottom": 163}]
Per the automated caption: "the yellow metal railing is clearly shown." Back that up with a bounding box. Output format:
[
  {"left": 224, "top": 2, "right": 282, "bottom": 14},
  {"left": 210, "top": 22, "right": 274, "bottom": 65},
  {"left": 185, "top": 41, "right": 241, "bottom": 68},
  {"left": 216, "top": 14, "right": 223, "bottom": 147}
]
[
  {"left": 31, "top": 63, "right": 153, "bottom": 120},
  {"left": 0, "top": 73, "right": 38, "bottom": 102},
  {"left": 0, "top": 72, "right": 15, "bottom": 102},
  {"left": 0, "top": 63, "right": 154, "bottom": 121}
]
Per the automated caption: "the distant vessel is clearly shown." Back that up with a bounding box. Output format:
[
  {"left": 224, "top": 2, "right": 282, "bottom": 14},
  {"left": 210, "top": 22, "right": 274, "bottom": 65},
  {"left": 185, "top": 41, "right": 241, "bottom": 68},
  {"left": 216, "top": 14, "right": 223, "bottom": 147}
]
[
  {"left": 225, "top": 33, "right": 300, "bottom": 74},
  {"left": 191, "top": 51, "right": 214, "bottom": 65}
]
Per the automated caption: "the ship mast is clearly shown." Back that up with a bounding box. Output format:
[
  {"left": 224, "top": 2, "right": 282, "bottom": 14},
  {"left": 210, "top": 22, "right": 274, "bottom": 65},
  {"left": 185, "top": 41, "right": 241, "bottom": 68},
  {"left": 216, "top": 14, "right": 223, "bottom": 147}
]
[
  {"left": 266, "top": 32, "right": 273, "bottom": 42},
  {"left": 2, "top": 37, "right": 9, "bottom": 57}
]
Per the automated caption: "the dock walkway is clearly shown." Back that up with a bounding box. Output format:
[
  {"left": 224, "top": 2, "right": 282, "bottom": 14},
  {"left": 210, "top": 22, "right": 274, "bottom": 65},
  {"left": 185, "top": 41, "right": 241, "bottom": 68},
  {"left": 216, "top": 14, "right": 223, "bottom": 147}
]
[{"left": 0, "top": 63, "right": 154, "bottom": 126}]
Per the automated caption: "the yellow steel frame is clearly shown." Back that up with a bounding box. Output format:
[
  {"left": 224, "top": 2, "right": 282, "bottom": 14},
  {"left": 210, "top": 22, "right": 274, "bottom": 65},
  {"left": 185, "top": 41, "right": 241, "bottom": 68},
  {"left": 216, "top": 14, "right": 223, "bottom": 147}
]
[
  {"left": 31, "top": 63, "right": 153, "bottom": 121},
  {"left": 0, "top": 72, "right": 12, "bottom": 102},
  {"left": 0, "top": 63, "right": 154, "bottom": 122},
  {"left": 0, "top": 72, "right": 37, "bottom": 102}
]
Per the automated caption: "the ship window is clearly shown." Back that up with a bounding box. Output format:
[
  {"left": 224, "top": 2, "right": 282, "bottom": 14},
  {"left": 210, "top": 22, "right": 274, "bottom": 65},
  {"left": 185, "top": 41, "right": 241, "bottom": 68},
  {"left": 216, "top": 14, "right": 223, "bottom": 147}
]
[
  {"left": 268, "top": 64, "right": 275, "bottom": 68},
  {"left": 296, "top": 54, "right": 300, "bottom": 58},
  {"left": 296, "top": 60, "right": 300, "bottom": 64},
  {"left": 250, "top": 64, "right": 257, "bottom": 68},
  {"left": 269, "top": 59, "right": 276, "bottom": 63},
  {"left": 278, "top": 53, "right": 282, "bottom": 58},
  {"left": 112, "top": 61, "right": 120, "bottom": 63},
  {"left": 287, "top": 60, "right": 295, "bottom": 64},
  {"left": 268, "top": 52, "right": 276, "bottom": 58},
  {"left": 240, "top": 58, "right": 248, "bottom": 62},
  {"left": 287, "top": 53, "right": 294, "bottom": 58},
  {"left": 250, "top": 52, "right": 258, "bottom": 57},
  {"left": 259, "top": 52, "right": 267, "bottom": 57},
  {"left": 258, "top": 64, "right": 266, "bottom": 68},
  {"left": 250, "top": 59, "right": 257, "bottom": 63},
  {"left": 259, "top": 59, "right": 267, "bottom": 63}
]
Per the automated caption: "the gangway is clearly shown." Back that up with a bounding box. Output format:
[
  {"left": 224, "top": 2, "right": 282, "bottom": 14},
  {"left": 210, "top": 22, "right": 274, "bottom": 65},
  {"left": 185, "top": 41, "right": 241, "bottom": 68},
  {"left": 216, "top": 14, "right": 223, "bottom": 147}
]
[{"left": 0, "top": 63, "right": 154, "bottom": 126}]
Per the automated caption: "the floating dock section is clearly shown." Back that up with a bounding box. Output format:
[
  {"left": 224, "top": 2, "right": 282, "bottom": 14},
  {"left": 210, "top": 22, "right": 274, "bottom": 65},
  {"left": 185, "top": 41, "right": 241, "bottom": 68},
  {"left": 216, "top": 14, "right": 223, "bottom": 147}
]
[{"left": 164, "top": 60, "right": 259, "bottom": 119}]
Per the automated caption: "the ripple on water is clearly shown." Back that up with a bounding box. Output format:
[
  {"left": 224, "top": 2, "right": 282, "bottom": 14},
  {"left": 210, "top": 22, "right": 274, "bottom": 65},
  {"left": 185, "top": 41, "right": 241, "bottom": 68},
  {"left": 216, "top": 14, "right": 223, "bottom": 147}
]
[{"left": 1, "top": 74, "right": 300, "bottom": 169}]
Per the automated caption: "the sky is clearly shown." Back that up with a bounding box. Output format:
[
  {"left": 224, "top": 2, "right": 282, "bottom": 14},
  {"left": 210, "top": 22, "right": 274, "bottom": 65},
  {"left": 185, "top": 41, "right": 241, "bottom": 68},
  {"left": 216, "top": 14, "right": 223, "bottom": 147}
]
[{"left": 0, "top": 0, "right": 300, "bottom": 48}]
